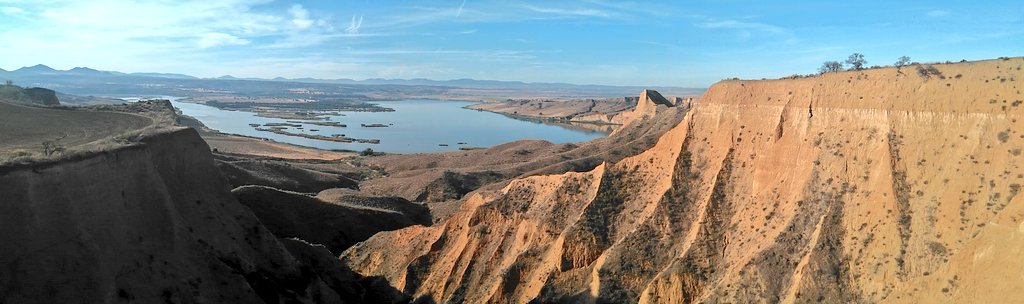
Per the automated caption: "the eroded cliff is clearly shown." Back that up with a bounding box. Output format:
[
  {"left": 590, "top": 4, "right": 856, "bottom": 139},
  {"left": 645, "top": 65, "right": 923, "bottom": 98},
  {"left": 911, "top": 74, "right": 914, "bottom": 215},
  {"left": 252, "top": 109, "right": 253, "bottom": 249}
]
[{"left": 342, "top": 58, "right": 1024, "bottom": 303}]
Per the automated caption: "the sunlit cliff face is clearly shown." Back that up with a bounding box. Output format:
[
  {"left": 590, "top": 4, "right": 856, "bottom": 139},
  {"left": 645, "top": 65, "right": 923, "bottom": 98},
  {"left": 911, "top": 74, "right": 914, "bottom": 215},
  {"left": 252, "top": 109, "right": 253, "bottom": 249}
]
[{"left": 344, "top": 58, "right": 1024, "bottom": 303}]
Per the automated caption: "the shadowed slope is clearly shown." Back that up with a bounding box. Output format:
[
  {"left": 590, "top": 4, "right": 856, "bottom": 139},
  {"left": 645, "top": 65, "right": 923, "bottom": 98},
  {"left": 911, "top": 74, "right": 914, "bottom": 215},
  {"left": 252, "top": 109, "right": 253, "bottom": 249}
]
[{"left": 234, "top": 185, "right": 430, "bottom": 254}]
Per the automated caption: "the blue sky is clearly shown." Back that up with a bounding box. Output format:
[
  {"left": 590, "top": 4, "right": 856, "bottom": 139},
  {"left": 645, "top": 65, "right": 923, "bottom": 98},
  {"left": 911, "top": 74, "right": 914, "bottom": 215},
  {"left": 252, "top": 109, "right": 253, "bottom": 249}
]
[{"left": 0, "top": 0, "right": 1020, "bottom": 87}]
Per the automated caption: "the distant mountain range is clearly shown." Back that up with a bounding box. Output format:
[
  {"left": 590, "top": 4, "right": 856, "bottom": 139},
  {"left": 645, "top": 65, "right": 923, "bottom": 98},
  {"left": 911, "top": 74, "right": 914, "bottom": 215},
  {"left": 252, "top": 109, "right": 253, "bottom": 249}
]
[{"left": 0, "top": 64, "right": 704, "bottom": 98}]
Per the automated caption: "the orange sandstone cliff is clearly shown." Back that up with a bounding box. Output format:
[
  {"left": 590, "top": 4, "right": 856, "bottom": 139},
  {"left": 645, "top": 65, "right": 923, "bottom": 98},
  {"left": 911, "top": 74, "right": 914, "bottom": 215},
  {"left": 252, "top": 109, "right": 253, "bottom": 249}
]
[{"left": 342, "top": 58, "right": 1024, "bottom": 303}]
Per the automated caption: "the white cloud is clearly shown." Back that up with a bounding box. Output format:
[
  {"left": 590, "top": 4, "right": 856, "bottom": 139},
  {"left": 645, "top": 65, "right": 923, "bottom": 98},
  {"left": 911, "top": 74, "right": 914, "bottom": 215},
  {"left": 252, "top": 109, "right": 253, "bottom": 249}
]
[
  {"left": 1, "top": 6, "right": 24, "bottom": 15},
  {"left": 197, "top": 32, "right": 250, "bottom": 48},
  {"left": 0, "top": 0, "right": 349, "bottom": 76},
  {"left": 289, "top": 4, "right": 313, "bottom": 29},
  {"left": 6, "top": 0, "right": 333, "bottom": 50}
]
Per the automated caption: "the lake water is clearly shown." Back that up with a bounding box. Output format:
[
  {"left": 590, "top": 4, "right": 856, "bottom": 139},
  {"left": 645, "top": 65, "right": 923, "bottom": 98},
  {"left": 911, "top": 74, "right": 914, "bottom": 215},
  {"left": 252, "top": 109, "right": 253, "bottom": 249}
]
[{"left": 171, "top": 99, "right": 608, "bottom": 153}]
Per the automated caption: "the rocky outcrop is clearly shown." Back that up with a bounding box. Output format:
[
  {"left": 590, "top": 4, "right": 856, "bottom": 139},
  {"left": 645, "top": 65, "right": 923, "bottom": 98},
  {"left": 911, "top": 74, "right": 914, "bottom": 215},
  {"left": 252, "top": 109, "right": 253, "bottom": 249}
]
[
  {"left": 316, "top": 188, "right": 433, "bottom": 225},
  {"left": 617, "top": 89, "right": 676, "bottom": 128},
  {"left": 215, "top": 156, "right": 360, "bottom": 193},
  {"left": 0, "top": 128, "right": 403, "bottom": 303},
  {"left": 22, "top": 87, "right": 59, "bottom": 106},
  {"left": 343, "top": 58, "right": 1024, "bottom": 303},
  {"left": 0, "top": 85, "right": 59, "bottom": 106},
  {"left": 413, "top": 170, "right": 506, "bottom": 202}
]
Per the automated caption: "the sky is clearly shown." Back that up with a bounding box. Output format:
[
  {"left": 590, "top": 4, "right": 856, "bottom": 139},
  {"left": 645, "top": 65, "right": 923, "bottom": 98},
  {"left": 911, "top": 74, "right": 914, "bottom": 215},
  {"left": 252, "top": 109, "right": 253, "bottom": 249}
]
[{"left": 0, "top": 0, "right": 1021, "bottom": 87}]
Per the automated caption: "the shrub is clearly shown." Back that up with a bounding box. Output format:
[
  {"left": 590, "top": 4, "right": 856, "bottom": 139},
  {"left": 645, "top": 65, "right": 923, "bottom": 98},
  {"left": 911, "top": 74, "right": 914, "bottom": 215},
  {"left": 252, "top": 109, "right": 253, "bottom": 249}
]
[
  {"left": 819, "top": 61, "right": 844, "bottom": 74},
  {"left": 916, "top": 65, "right": 930, "bottom": 78},
  {"left": 915, "top": 65, "right": 944, "bottom": 79},
  {"left": 846, "top": 53, "right": 867, "bottom": 70},
  {"left": 41, "top": 141, "right": 66, "bottom": 156},
  {"left": 927, "top": 242, "right": 947, "bottom": 255},
  {"left": 894, "top": 56, "right": 911, "bottom": 68}
]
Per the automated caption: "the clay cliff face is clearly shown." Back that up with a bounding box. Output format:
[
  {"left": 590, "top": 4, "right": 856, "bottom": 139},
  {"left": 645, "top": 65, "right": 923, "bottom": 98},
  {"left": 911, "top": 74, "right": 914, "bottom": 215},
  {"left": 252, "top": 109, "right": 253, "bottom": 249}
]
[
  {"left": 342, "top": 58, "right": 1024, "bottom": 303},
  {"left": 0, "top": 128, "right": 400, "bottom": 303},
  {"left": 615, "top": 89, "right": 677, "bottom": 129}
]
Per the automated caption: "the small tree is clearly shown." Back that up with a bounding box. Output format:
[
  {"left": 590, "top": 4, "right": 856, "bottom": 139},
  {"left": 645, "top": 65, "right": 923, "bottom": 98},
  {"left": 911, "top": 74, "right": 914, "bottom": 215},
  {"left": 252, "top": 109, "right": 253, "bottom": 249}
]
[
  {"left": 819, "top": 61, "right": 844, "bottom": 74},
  {"left": 845, "top": 53, "right": 867, "bottom": 70},
  {"left": 894, "top": 56, "right": 911, "bottom": 68}
]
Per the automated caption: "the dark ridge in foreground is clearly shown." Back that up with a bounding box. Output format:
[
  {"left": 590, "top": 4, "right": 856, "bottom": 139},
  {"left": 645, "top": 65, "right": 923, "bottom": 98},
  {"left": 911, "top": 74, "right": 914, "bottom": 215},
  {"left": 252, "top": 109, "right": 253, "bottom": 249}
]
[{"left": 0, "top": 128, "right": 409, "bottom": 303}]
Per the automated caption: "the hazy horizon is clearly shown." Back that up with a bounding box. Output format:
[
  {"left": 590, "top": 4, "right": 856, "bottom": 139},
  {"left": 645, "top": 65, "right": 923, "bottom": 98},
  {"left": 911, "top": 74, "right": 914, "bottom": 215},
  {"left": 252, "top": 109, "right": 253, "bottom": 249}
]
[{"left": 1, "top": 0, "right": 1021, "bottom": 87}]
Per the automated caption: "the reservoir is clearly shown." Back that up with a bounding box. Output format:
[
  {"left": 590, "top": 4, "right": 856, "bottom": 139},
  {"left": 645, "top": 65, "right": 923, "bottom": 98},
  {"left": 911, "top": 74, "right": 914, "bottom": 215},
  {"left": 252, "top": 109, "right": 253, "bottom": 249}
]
[{"left": 171, "top": 99, "right": 609, "bottom": 153}]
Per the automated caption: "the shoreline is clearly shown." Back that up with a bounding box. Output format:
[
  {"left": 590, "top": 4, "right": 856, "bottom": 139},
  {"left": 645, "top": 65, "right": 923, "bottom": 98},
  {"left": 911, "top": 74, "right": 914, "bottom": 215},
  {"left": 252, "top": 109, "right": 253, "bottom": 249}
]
[
  {"left": 461, "top": 103, "right": 619, "bottom": 134},
  {"left": 201, "top": 132, "right": 361, "bottom": 160}
]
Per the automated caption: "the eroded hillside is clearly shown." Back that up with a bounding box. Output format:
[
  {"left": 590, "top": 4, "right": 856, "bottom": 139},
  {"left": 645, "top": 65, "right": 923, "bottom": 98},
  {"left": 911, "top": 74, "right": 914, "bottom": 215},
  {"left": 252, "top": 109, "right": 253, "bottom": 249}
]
[
  {"left": 342, "top": 58, "right": 1024, "bottom": 303},
  {"left": 0, "top": 125, "right": 409, "bottom": 303}
]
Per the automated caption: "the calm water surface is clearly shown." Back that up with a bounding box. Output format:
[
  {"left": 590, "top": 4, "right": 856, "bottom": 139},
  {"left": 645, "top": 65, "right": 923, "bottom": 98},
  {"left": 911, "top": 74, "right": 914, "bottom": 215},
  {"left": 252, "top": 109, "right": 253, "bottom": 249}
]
[{"left": 170, "top": 99, "right": 607, "bottom": 153}]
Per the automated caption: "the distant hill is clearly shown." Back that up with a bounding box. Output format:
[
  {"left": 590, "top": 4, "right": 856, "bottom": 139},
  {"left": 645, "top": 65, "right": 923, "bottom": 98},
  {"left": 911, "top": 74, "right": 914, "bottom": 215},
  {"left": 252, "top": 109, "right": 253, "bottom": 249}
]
[
  {"left": 66, "top": 67, "right": 117, "bottom": 77},
  {"left": 55, "top": 92, "right": 125, "bottom": 106},
  {"left": 0, "top": 83, "right": 59, "bottom": 106},
  {"left": 14, "top": 64, "right": 58, "bottom": 74},
  {"left": 129, "top": 72, "right": 197, "bottom": 80},
  {"left": 0, "top": 64, "right": 704, "bottom": 98}
]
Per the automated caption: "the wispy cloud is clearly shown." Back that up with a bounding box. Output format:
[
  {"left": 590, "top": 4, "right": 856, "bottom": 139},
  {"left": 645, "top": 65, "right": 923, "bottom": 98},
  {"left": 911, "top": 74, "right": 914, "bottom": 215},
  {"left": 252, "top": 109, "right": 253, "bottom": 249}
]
[
  {"left": 696, "top": 19, "right": 787, "bottom": 35},
  {"left": 521, "top": 4, "right": 615, "bottom": 18},
  {"left": 345, "top": 15, "right": 364, "bottom": 34},
  {"left": 638, "top": 41, "right": 684, "bottom": 50},
  {"left": 367, "top": 1, "right": 631, "bottom": 31},
  {"left": 456, "top": 0, "right": 467, "bottom": 18},
  {"left": 197, "top": 32, "right": 250, "bottom": 48},
  {"left": 691, "top": 16, "right": 794, "bottom": 44},
  {"left": 580, "top": 0, "right": 673, "bottom": 17}
]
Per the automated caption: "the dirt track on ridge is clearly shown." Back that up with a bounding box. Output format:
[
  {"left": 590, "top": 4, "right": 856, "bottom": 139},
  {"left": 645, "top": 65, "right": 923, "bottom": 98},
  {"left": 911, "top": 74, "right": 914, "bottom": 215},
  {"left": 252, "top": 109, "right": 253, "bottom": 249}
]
[{"left": 0, "top": 101, "right": 152, "bottom": 151}]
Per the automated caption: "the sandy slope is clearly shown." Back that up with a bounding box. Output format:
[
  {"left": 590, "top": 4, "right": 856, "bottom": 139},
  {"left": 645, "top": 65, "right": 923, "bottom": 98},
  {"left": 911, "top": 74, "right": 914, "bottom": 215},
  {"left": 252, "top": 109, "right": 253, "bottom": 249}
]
[{"left": 342, "top": 58, "right": 1024, "bottom": 303}]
